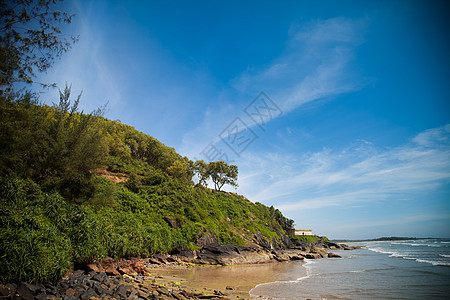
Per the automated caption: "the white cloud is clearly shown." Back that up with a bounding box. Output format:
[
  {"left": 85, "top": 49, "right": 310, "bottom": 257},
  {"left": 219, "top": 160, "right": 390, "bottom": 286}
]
[{"left": 238, "top": 124, "right": 450, "bottom": 211}]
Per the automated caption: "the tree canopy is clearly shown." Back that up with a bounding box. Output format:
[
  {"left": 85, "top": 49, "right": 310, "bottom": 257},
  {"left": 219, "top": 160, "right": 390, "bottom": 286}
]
[
  {"left": 207, "top": 161, "right": 238, "bottom": 191},
  {"left": 0, "top": 0, "right": 77, "bottom": 98}
]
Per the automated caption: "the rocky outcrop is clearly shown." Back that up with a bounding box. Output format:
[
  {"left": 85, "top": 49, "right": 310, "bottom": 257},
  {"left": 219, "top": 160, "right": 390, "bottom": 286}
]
[
  {"left": 252, "top": 231, "right": 293, "bottom": 250},
  {"left": 195, "top": 244, "right": 274, "bottom": 265},
  {"left": 195, "top": 228, "right": 219, "bottom": 247},
  {"left": 86, "top": 257, "right": 151, "bottom": 277}
]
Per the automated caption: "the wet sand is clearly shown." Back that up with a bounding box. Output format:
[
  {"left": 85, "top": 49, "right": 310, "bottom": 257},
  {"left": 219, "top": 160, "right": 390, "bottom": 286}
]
[{"left": 150, "top": 261, "right": 306, "bottom": 299}]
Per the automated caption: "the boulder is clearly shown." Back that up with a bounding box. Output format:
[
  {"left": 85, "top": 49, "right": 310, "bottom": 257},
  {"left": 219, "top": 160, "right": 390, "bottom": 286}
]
[
  {"left": 328, "top": 252, "right": 341, "bottom": 258},
  {"left": 304, "top": 253, "right": 321, "bottom": 259},
  {"left": 196, "top": 244, "right": 274, "bottom": 265}
]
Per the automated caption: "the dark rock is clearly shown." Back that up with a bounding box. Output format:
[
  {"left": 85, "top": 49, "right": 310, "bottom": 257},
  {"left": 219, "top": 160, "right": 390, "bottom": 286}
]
[
  {"left": 280, "top": 233, "right": 293, "bottom": 249},
  {"left": 305, "top": 253, "right": 321, "bottom": 259},
  {"left": 5, "top": 283, "right": 17, "bottom": 295},
  {"left": 289, "top": 255, "right": 304, "bottom": 260},
  {"left": 271, "top": 236, "right": 280, "bottom": 250},
  {"left": 197, "top": 244, "right": 274, "bottom": 265},
  {"left": 148, "top": 258, "right": 162, "bottom": 265},
  {"left": 327, "top": 242, "right": 342, "bottom": 249},
  {"left": 328, "top": 252, "right": 341, "bottom": 258},
  {"left": 225, "top": 286, "right": 233, "bottom": 290},
  {"left": 92, "top": 272, "right": 107, "bottom": 282},
  {"left": 70, "top": 269, "right": 85, "bottom": 280},
  {"left": 196, "top": 228, "right": 219, "bottom": 247},
  {"left": 115, "top": 284, "right": 129, "bottom": 299},
  {"left": 253, "top": 231, "right": 271, "bottom": 249},
  {"left": 16, "top": 282, "right": 37, "bottom": 299},
  {"left": 35, "top": 294, "right": 48, "bottom": 300},
  {"left": 164, "top": 217, "right": 181, "bottom": 228},
  {"left": 0, "top": 285, "right": 11, "bottom": 297},
  {"left": 80, "top": 288, "right": 97, "bottom": 300},
  {"left": 59, "top": 282, "right": 70, "bottom": 290}
]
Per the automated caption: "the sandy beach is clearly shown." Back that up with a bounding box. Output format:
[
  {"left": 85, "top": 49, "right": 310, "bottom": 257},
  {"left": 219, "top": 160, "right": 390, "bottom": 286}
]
[{"left": 148, "top": 261, "right": 306, "bottom": 299}]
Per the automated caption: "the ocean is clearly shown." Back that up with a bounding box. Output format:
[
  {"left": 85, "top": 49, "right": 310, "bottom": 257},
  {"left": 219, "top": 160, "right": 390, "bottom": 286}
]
[{"left": 250, "top": 239, "right": 450, "bottom": 299}]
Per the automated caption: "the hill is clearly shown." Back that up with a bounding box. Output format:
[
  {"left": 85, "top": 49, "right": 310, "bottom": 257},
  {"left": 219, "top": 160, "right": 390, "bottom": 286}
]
[{"left": 0, "top": 97, "right": 295, "bottom": 283}]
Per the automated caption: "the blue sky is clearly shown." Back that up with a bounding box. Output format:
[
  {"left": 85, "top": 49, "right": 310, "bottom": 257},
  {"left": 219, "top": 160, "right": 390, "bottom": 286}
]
[{"left": 40, "top": 0, "right": 449, "bottom": 239}]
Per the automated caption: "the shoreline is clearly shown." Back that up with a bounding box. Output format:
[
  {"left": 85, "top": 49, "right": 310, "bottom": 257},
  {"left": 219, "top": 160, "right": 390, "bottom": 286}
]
[
  {"left": 0, "top": 243, "right": 360, "bottom": 299},
  {"left": 152, "top": 261, "right": 306, "bottom": 299}
]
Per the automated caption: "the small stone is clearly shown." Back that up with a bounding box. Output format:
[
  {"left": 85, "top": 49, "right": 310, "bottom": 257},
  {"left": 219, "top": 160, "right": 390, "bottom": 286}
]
[
  {"left": 35, "top": 294, "right": 48, "bottom": 300},
  {"left": 0, "top": 285, "right": 10, "bottom": 297},
  {"left": 71, "top": 269, "right": 85, "bottom": 279},
  {"left": 16, "top": 281, "right": 36, "bottom": 298},
  {"left": 65, "top": 288, "right": 76, "bottom": 297},
  {"left": 172, "top": 292, "right": 187, "bottom": 300},
  {"left": 225, "top": 286, "right": 233, "bottom": 290},
  {"left": 87, "top": 264, "right": 101, "bottom": 273}
]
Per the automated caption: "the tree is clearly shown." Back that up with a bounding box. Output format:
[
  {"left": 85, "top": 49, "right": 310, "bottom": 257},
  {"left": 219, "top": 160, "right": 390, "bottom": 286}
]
[
  {"left": 43, "top": 83, "right": 106, "bottom": 199},
  {"left": 167, "top": 157, "right": 194, "bottom": 183},
  {"left": 208, "top": 161, "right": 238, "bottom": 191},
  {"left": 0, "top": 0, "right": 77, "bottom": 98},
  {"left": 193, "top": 160, "right": 209, "bottom": 187}
]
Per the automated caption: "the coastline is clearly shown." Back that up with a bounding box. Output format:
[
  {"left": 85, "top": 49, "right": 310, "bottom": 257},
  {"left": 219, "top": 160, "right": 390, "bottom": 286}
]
[{"left": 0, "top": 243, "right": 360, "bottom": 299}]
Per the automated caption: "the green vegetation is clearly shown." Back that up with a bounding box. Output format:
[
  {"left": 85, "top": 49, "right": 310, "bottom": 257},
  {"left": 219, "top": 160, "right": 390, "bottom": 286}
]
[
  {"left": 193, "top": 159, "right": 238, "bottom": 191},
  {"left": 0, "top": 0, "right": 296, "bottom": 284},
  {"left": 0, "top": 98, "right": 295, "bottom": 283}
]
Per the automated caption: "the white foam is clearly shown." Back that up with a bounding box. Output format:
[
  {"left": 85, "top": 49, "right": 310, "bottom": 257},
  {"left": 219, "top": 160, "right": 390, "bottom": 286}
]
[
  {"left": 415, "top": 259, "right": 450, "bottom": 266},
  {"left": 366, "top": 245, "right": 450, "bottom": 266}
]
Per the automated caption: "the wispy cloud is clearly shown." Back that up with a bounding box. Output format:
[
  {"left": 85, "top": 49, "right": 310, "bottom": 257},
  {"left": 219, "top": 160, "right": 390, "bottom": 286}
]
[
  {"left": 239, "top": 124, "right": 450, "bottom": 211},
  {"left": 334, "top": 213, "right": 450, "bottom": 231},
  {"left": 39, "top": 3, "right": 123, "bottom": 115},
  {"left": 180, "top": 17, "right": 369, "bottom": 159},
  {"left": 232, "top": 17, "right": 369, "bottom": 113}
]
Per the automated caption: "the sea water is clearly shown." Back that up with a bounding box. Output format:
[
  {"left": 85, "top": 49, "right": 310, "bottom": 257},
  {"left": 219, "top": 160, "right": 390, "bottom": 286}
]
[{"left": 250, "top": 239, "right": 450, "bottom": 299}]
